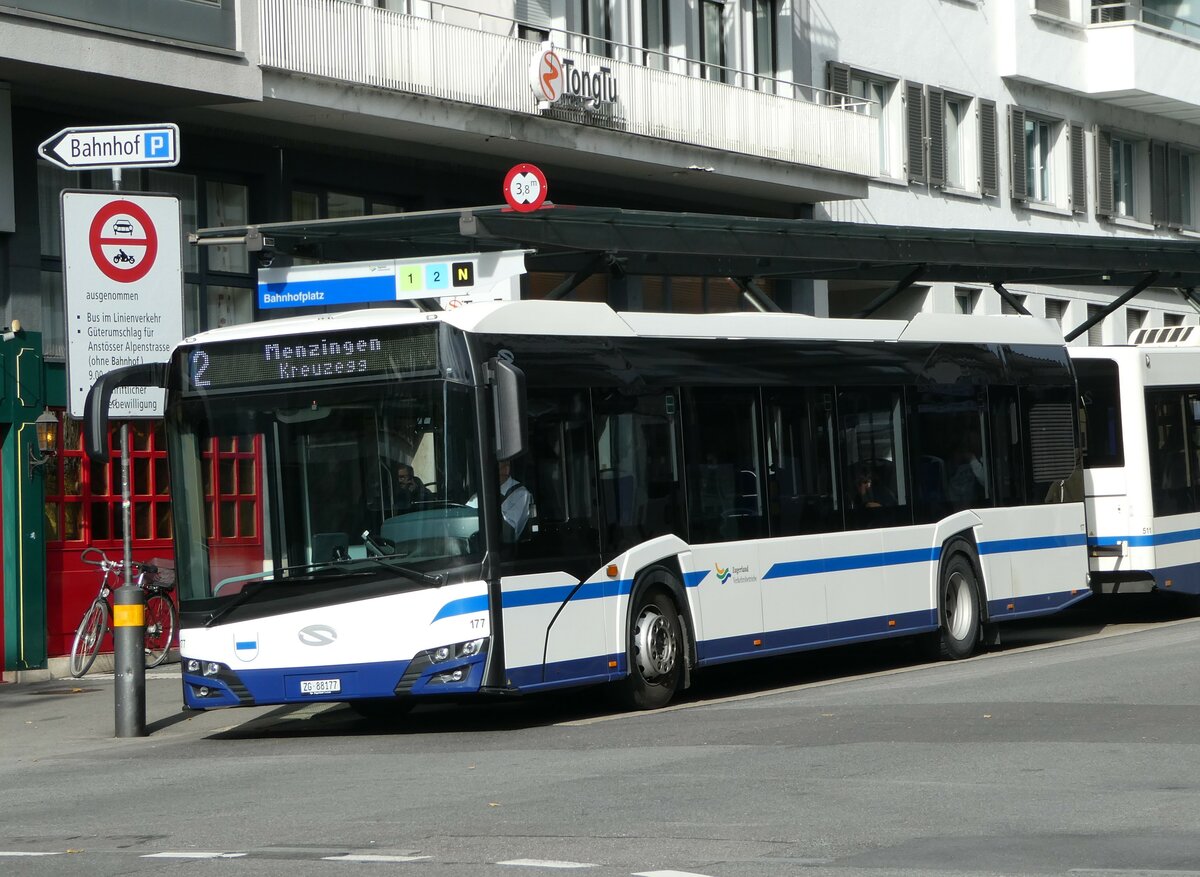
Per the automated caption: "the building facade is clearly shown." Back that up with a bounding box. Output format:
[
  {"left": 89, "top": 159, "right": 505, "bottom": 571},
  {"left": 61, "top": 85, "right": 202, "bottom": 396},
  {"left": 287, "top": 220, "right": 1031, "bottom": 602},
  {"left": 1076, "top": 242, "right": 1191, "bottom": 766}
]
[{"left": 0, "top": 0, "right": 1196, "bottom": 671}]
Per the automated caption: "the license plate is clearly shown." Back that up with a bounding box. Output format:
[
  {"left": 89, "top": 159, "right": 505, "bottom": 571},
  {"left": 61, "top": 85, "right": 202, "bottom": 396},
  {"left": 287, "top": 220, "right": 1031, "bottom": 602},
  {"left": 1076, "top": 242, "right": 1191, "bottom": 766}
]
[{"left": 299, "top": 678, "right": 341, "bottom": 695}]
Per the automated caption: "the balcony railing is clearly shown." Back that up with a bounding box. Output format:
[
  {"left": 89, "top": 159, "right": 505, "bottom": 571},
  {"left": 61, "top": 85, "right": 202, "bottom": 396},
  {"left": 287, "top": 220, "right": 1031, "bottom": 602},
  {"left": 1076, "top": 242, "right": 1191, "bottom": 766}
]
[
  {"left": 259, "top": 0, "right": 878, "bottom": 177},
  {"left": 1091, "top": 1, "right": 1200, "bottom": 41}
]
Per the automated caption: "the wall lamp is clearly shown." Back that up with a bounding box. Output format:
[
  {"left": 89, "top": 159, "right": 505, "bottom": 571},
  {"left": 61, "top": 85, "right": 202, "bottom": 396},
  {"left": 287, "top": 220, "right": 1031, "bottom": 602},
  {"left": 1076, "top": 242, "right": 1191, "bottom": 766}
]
[{"left": 28, "top": 408, "right": 60, "bottom": 479}]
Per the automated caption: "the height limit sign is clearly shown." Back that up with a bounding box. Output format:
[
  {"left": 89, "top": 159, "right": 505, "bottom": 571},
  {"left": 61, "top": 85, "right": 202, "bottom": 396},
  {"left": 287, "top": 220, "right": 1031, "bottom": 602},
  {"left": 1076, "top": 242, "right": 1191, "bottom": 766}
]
[{"left": 61, "top": 191, "right": 184, "bottom": 419}]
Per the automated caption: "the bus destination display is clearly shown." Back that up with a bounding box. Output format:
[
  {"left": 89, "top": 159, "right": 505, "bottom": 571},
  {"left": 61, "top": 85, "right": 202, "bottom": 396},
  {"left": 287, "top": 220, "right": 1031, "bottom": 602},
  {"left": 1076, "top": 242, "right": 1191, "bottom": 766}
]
[{"left": 183, "top": 328, "right": 438, "bottom": 392}]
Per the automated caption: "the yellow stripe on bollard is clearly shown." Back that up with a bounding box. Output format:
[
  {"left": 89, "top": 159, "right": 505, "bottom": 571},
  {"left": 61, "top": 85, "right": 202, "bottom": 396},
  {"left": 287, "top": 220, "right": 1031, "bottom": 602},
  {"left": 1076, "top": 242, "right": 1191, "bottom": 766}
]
[{"left": 113, "top": 603, "right": 144, "bottom": 627}]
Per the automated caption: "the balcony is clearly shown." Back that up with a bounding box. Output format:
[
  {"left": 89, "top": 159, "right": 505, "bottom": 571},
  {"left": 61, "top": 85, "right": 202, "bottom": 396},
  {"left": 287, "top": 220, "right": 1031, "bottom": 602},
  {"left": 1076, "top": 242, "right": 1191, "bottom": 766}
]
[
  {"left": 0, "top": 0, "right": 261, "bottom": 105},
  {"left": 255, "top": 0, "right": 877, "bottom": 201},
  {"left": 1086, "top": 2, "right": 1200, "bottom": 121},
  {"left": 1000, "top": 0, "right": 1200, "bottom": 124}
]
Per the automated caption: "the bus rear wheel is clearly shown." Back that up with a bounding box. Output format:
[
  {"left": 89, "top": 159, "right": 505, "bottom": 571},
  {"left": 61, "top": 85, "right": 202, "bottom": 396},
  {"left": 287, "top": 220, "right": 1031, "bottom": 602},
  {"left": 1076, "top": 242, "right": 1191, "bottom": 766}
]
[
  {"left": 939, "top": 551, "right": 982, "bottom": 660},
  {"left": 614, "top": 588, "right": 683, "bottom": 711}
]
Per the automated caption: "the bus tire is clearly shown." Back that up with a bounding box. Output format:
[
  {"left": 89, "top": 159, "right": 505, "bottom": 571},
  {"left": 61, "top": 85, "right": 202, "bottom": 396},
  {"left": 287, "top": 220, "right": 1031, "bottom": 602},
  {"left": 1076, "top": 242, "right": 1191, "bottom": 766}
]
[
  {"left": 614, "top": 587, "right": 684, "bottom": 710},
  {"left": 938, "top": 550, "right": 982, "bottom": 660}
]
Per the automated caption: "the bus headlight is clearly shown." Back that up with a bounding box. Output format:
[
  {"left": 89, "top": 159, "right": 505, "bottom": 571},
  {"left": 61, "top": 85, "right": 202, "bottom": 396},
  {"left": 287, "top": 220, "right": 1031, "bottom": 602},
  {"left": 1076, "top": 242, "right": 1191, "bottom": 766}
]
[{"left": 426, "top": 638, "right": 487, "bottom": 664}]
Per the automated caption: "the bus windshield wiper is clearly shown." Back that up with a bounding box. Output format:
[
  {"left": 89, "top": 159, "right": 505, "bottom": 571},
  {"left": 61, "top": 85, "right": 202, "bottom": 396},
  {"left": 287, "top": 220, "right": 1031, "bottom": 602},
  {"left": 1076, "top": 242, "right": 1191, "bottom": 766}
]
[
  {"left": 204, "top": 560, "right": 363, "bottom": 627},
  {"left": 360, "top": 530, "right": 445, "bottom": 586}
]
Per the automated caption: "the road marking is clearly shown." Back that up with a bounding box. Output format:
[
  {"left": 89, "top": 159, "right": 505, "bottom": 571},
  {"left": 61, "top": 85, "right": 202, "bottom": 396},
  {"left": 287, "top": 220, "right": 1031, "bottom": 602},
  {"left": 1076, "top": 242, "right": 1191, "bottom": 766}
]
[
  {"left": 322, "top": 854, "right": 432, "bottom": 863},
  {"left": 633, "top": 871, "right": 716, "bottom": 877},
  {"left": 1069, "top": 870, "right": 1200, "bottom": 875},
  {"left": 0, "top": 852, "right": 62, "bottom": 857},
  {"left": 141, "top": 852, "right": 248, "bottom": 859},
  {"left": 497, "top": 859, "right": 597, "bottom": 868}
]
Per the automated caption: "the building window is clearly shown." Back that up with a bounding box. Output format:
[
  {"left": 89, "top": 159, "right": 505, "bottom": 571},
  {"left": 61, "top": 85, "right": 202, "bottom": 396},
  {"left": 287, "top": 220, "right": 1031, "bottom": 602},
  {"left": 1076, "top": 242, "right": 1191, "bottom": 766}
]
[
  {"left": 954, "top": 287, "right": 978, "bottom": 315},
  {"left": 927, "top": 89, "right": 975, "bottom": 191},
  {"left": 944, "top": 96, "right": 966, "bottom": 189},
  {"left": 1111, "top": 136, "right": 1136, "bottom": 217},
  {"left": 1087, "top": 304, "right": 1105, "bottom": 346},
  {"left": 1165, "top": 312, "right": 1186, "bottom": 328},
  {"left": 1098, "top": 129, "right": 1149, "bottom": 221},
  {"left": 1001, "top": 292, "right": 1027, "bottom": 315},
  {"left": 1025, "top": 117, "right": 1053, "bottom": 203},
  {"left": 700, "top": 0, "right": 725, "bottom": 81},
  {"left": 1045, "top": 298, "right": 1067, "bottom": 327},
  {"left": 586, "top": 0, "right": 614, "bottom": 56},
  {"left": 752, "top": 0, "right": 777, "bottom": 89},
  {"left": 643, "top": 0, "right": 669, "bottom": 67},
  {"left": 827, "top": 62, "right": 899, "bottom": 179},
  {"left": 1009, "top": 107, "right": 1078, "bottom": 209},
  {"left": 1126, "top": 308, "right": 1146, "bottom": 342}
]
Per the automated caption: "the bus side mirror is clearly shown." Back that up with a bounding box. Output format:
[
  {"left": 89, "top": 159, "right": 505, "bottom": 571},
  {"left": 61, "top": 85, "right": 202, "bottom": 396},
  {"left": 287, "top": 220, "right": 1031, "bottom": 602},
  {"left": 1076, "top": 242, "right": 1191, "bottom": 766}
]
[
  {"left": 84, "top": 363, "right": 168, "bottom": 462},
  {"left": 491, "top": 357, "right": 527, "bottom": 462}
]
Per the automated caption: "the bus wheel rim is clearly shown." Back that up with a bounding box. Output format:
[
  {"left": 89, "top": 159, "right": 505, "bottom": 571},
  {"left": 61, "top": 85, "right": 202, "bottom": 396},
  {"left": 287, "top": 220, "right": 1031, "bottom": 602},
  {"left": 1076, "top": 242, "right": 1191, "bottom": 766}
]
[
  {"left": 633, "top": 607, "right": 676, "bottom": 679},
  {"left": 946, "top": 571, "right": 973, "bottom": 641}
]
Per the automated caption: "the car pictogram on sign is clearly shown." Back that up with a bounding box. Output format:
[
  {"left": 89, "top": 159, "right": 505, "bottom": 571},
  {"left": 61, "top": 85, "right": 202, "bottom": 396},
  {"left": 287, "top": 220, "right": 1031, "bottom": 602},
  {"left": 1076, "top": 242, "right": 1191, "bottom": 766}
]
[{"left": 88, "top": 200, "right": 158, "bottom": 283}]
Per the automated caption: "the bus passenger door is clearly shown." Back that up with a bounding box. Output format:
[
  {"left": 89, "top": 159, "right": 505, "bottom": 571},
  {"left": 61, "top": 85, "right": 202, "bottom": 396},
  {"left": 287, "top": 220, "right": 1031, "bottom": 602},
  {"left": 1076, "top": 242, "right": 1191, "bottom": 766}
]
[
  {"left": 500, "top": 390, "right": 605, "bottom": 686},
  {"left": 681, "top": 388, "right": 766, "bottom": 657}
]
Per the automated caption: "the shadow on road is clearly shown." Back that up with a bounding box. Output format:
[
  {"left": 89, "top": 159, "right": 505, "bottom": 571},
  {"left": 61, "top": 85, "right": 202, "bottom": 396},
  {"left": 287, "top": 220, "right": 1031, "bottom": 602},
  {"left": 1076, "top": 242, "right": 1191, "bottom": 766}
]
[{"left": 205, "top": 590, "right": 1200, "bottom": 740}]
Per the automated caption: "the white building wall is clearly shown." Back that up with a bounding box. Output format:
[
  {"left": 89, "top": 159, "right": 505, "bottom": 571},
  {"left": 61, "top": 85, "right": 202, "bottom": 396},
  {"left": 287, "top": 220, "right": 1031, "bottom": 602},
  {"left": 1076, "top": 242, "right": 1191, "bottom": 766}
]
[{"left": 810, "top": 0, "right": 1200, "bottom": 333}]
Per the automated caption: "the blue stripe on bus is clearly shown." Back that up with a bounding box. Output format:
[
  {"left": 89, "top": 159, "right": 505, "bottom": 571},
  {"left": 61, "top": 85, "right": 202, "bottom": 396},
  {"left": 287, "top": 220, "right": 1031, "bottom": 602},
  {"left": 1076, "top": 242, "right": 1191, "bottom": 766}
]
[
  {"left": 976, "top": 533, "right": 1088, "bottom": 554},
  {"left": 432, "top": 594, "right": 489, "bottom": 622},
  {"left": 764, "top": 546, "right": 941, "bottom": 580},
  {"left": 235, "top": 640, "right": 256, "bottom": 650},
  {"left": 1090, "top": 528, "right": 1200, "bottom": 548},
  {"left": 435, "top": 533, "right": 1087, "bottom": 620}
]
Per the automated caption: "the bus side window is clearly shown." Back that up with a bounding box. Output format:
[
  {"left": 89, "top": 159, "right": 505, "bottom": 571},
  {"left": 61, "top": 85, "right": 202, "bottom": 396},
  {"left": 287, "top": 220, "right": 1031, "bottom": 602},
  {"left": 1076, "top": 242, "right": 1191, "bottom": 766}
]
[
  {"left": 682, "top": 388, "right": 766, "bottom": 543},
  {"left": 511, "top": 390, "right": 601, "bottom": 560},
  {"left": 594, "top": 391, "right": 685, "bottom": 556},
  {"left": 837, "top": 387, "right": 911, "bottom": 530},
  {"left": 764, "top": 387, "right": 838, "bottom": 536}
]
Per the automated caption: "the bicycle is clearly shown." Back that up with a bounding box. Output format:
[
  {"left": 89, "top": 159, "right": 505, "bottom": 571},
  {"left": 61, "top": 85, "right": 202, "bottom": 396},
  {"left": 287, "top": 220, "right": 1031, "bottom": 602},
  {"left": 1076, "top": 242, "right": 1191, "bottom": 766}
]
[{"left": 69, "top": 547, "right": 178, "bottom": 678}]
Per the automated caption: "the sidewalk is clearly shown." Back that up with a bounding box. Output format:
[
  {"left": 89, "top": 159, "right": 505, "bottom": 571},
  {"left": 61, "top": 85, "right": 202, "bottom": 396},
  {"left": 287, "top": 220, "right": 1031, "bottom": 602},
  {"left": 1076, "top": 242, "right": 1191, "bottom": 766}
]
[{"left": 0, "top": 659, "right": 283, "bottom": 750}]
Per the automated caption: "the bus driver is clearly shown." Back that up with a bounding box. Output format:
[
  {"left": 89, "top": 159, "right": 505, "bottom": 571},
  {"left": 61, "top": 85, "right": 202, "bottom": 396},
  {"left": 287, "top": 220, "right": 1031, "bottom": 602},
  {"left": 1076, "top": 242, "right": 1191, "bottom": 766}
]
[{"left": 468, "top": 459, "right": 534, "bottom": 541}]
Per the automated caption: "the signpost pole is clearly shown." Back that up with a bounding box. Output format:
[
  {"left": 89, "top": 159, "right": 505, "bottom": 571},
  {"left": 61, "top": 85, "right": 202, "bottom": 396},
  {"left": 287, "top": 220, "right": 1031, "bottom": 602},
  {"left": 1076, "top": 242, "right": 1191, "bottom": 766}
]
[{"left": 107, "top": 160, "right": 146, "bottom": 738}]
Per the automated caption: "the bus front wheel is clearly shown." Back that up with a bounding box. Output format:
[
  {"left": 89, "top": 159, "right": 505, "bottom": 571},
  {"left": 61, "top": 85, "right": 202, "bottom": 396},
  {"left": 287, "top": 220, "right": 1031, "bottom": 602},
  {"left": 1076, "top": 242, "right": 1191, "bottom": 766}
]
[
  {"left": 938, "top": 551, "right": 982, "bottom": 660},
  {"left": 614, "top": 588, "right": 683, "bottom": 710}
]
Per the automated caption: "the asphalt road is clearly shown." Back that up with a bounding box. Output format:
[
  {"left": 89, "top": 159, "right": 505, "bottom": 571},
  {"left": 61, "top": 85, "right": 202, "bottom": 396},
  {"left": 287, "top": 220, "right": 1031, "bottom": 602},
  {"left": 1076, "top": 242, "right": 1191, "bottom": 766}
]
[{"left": 4, "top": 594, "right": 1200, "bottom": 877}]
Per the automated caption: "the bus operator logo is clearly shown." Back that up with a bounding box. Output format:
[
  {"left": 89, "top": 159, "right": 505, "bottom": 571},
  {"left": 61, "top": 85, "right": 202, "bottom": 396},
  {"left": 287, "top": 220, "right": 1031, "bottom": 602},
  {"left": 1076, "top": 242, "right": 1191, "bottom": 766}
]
[{"left": 531, "top": 46, "right": 563, "bottom": 103}]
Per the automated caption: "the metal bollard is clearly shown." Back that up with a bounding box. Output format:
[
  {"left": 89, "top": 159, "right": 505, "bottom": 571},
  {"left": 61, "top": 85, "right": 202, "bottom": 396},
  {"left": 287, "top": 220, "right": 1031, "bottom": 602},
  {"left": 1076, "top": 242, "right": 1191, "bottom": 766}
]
[{"left": 113, "top": 584, "right": 146, "bottom": 737}]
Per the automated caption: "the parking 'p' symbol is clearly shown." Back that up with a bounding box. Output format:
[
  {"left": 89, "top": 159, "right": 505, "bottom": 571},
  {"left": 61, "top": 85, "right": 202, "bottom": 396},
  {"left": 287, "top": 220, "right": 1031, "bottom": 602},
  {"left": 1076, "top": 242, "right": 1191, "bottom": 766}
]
[{"left": 146, "top": 133, "right": 168, "bottom": 158}]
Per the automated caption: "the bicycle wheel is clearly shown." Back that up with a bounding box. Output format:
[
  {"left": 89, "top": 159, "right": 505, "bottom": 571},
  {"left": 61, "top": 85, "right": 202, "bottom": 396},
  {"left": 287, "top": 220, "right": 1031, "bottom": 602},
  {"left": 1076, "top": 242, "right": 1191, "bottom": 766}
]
[
  {"left": 69, "top": 600, "right": 109, "bottom": 678},
  {"left": 143, "top": 592, "right": 177, "bottom": 669}
]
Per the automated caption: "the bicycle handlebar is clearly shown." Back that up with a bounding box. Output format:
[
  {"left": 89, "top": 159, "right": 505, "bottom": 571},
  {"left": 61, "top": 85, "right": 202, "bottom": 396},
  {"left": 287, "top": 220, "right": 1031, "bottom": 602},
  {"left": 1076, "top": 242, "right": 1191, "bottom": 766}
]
[{"left": 79, "top": 547, "right": 173, "bottom": 588}]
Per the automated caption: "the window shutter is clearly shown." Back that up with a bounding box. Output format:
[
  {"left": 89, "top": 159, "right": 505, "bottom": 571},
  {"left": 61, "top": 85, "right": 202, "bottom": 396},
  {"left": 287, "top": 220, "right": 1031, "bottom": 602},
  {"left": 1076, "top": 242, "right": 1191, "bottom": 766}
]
[
  {"left": 905, "top": 81, "right": 926, "bottom": 183},
  {"left": 1168, "top": 145, "right": 1183, "bottom": 227},
  {"left": 1096, "top": 127, "right": 1114, "bottom": 217},
  {"left": 516, "top": 0, "right": 552, "bottom": 27},
  {"left": 979, "top": 99, "right": 998, "bottom": 196},
  {"left": 1150, "top": 140, "right": 1169, "bottom": 226},
  {"left": 826, "top": 61, "right": 851, "bottom": 108},
  {"left": 927, "top": 87, "right": 945, "bottom": 188},
  {"left": 1035, "top": 0, "right": 1070, "bottom": 18},
  {"left": 1008, "top": 105, "right": 1027, "bottom": 201},
  {"left": 1070, "top": 122, "right": 1087, "bottom": 214}
]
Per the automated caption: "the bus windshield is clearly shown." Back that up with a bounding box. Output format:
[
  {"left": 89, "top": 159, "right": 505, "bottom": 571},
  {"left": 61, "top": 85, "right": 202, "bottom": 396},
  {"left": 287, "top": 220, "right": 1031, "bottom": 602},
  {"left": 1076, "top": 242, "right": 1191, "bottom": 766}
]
[{"left": 167, "top": 379, "right": 482, "bottom": 605}]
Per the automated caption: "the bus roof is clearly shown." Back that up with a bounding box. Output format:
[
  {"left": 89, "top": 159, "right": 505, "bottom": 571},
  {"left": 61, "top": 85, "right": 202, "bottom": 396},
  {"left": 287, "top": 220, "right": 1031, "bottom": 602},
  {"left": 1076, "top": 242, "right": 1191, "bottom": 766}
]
[{"left": 179, "top": 299, "right": 1066, "bottom": 349}]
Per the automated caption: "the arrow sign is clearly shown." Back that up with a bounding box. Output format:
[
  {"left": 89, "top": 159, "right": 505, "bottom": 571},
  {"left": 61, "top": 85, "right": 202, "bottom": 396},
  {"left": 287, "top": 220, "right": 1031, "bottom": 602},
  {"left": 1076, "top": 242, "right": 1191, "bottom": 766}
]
[{"left": 38, "top": 123, "right": 180, "bottom": 171}]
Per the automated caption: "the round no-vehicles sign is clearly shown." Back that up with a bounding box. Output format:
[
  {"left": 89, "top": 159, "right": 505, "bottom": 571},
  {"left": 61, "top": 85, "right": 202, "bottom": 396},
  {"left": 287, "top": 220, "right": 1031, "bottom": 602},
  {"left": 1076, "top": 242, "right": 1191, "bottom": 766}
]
[{"left": 61, "top": 191, "right": 184, "bottom": 419}]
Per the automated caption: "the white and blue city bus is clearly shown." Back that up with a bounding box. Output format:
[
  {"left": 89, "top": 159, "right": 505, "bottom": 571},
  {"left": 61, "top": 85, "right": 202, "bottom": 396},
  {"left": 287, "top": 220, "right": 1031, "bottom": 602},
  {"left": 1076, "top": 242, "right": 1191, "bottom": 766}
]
[
  {"left": 86, "top": 298, "right": 1090, "bottom": 713},
  {"left": 1074, "top": 327, "right": 1200, "bottom": 598}
]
